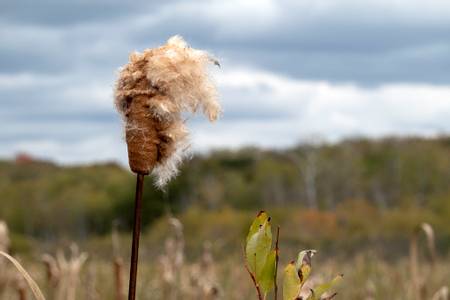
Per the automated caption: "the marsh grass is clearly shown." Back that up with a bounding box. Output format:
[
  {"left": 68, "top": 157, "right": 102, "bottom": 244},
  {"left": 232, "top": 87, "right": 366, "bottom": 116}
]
[
  {"left": 1, "top": 216, "right": 450, "bottom": 300},
  {"left": 0, "top": 251, "right": 45, "bottom": 300}
]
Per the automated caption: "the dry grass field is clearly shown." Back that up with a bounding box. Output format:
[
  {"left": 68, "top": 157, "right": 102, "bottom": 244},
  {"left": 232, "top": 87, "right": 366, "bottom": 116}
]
[{"left": 1, "top": 211, "right": 449, "bottom": 300}]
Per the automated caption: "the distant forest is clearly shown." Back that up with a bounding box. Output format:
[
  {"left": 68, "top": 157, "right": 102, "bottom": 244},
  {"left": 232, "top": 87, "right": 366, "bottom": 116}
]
[{"left": 1, "top": 136, "right": 449, "bottom": 240}]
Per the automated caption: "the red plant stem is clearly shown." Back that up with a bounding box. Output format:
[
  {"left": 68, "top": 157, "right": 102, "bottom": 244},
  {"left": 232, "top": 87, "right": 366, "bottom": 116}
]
[
  {"left": 245, "top": 263, "right": 264, "bottom": 300},
  {"left": 274, "top": 226, "right": 280, "bottom": 300},
  {"left": 242, "top": 244, "right": 264, "bottom": 300},
  {"left": 128, "top": 173, "right": 145, "bottom": 300}
]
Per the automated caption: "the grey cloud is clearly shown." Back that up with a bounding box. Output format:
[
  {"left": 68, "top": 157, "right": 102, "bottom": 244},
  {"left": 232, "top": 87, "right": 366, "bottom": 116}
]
[
  {"left": 127, "top": 2, "right": 450, "bottom": 85},
  {"left": 0, "top": 0, "right": 178, "bottom": 26},
  {"left": 2, "top": 0, "right": 450, "bottom": 84}
]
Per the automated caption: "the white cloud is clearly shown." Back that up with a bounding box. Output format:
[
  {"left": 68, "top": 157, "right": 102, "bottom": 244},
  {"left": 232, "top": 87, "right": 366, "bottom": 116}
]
[
  {"left": 0, "top": 73, "right": 64, "bottom": 89},
  {"left": 0, "top": 71, "right": 114, "bottom": 114},
  {"left": 191, "top": 67, "right": 450, "bottom": 149},
  {"left": 0, "top": 135, "right": 127, "bottom": 166},
  {"left": 62, "top": 83, "right": 113, "bottom": 109},
  {"left": 1, "top": 66, "right": 449, "bottom": 165}
]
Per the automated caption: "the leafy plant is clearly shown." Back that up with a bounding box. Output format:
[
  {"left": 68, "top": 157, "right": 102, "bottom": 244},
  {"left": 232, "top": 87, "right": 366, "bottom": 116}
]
[{"left": 244, "top": 211, "right": 343, "bottom": 300}]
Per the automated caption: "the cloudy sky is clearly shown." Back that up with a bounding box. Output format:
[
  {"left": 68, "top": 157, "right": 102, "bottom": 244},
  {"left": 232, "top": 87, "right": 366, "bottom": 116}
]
[{"left": 1, "top": 0, "right": 450, "bottom": 165}]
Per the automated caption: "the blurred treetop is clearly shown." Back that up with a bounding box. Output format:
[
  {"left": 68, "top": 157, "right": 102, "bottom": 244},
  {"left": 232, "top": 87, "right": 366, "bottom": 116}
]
[{"left": 0, "top": 136, "right": 449, "bottom": 239}]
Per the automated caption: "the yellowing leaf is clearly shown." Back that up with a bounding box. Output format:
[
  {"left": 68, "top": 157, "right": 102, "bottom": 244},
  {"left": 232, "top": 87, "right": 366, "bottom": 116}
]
[
  {"left": 246, "top": 211, "right": 269, "bottom": 243},
  {"left": 300, "top": 264, "right": 311, "bottom": 286},
  {"left": 308, "top": 274, "right": 343, "bottom": 300},
  {"left": 246, "top": 218, "right": 272, "bottom": 278},
  {"left": 259, "top": 250, "right": 276, "bottom": 294},
  {"left": 283, "top": 262, "right": 300, "bottom": 300}
]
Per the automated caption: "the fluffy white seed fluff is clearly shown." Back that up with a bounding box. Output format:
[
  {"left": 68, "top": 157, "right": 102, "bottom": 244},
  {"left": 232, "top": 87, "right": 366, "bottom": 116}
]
[{"left": 115, "top": 35, "right": 221, "bottom": 186}]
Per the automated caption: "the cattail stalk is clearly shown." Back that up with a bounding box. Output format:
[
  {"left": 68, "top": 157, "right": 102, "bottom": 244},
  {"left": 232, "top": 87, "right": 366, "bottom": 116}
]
[
  {"left": 113, "top": 258, "right": 125, "bottom": 300},
  {"left": 128, "top": 174, "right": 144, "bottom": 300}
]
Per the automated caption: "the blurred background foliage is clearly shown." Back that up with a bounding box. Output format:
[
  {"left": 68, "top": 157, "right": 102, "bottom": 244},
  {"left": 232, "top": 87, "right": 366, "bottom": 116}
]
[{"left": 1, "top": 136, "right": 449, "bottom": 258}]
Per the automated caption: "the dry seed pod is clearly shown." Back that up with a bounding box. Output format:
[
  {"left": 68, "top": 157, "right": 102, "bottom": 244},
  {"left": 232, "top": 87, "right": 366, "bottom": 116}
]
[{"left": 115, "top": 36, "right": 221, "bottom": 185}]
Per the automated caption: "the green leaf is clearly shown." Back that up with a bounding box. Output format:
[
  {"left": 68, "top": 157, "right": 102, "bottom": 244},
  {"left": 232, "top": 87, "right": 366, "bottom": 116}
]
[
  {"left": 308, "top": 274, "right": 343, "bottom": 300},
  {"left": 283, "top": 262, "right": 301, "bottom": 300},
  {"left": 246, "top": 211, "right": 269, "bottom": 243},
  {"left": 245, "top": 217, "right": 272, "bottom": 278},
  {"left": 295, "top": 250, "right": 316, "bottom": 287},
  {"left": 259, "top": 250, "right": 276, "bottom": 294}
]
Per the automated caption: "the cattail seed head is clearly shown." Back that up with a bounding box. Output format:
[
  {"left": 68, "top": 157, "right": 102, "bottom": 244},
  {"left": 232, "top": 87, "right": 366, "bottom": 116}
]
[
  {"left": 115, "top": 35, "right": 221, "bottom": 186},
  {"left": 0, "top": 220, "right": 10, "bottom": 253}
]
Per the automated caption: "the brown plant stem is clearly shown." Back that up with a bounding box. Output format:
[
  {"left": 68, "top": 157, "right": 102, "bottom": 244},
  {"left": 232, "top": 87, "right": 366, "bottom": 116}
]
[
  {"left": 17, "top": 284, "right": 27, "bottom": 300},
  {"left": 410, "top": 230, "right": 420, "bottom": 300},
  {"left": 274, "top": 226, "right": 280, "bottom": 300},
  {"left": 128, "top": 173, "right": 145, "bottom": 300},
  {"left": 114, "top": 257, "right": 125, "bottom": 300}
]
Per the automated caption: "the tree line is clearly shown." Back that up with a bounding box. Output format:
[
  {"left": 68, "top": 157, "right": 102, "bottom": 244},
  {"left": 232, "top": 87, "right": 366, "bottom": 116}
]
[{"left": 0, "top": 136, "right": 449, "bottom": 239}]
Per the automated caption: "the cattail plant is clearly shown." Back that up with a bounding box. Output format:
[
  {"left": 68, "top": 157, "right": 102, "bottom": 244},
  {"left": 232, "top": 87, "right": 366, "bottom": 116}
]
[
  {"left": 112, "top": 222, "right": 125, "bottom": 300},
  {"left": 185, "top": 241, "right": 220, "bottom": 300},
  {"left": 432, "top": 287, "right": 449, "bottom": 300},
  {"left": 41, "top": 243, "right": 88, "bottom": 300},
  {"left": 114, "top": 35, "right": 221, "bottom": 184},
  {"left": 0, "top": 220, "right": 10, "bottom": 254},
  {"left": 244, "top": 211, "right": 342, "bottom": 300},
  {"left": 1, "top": 220, "right": 45, "bottom": 300},
  {"left": 114, "top": 35, "right": 221, "bottom": 300},
  {"left": 158, "top": 217, "right": 185, "bottom": 299},
  {"left": 158, "top": 217, "right": 220, "bottom": 300},
  {"left": 85, "top": 264, "right": 99, "bottom": 300},
  {"left": 409, "top": 223, "right": 448, "bottom": 300},
  {"left": 0, "top": 220, "right": 11, "bottom": 296},
  {"left": 15, "top": 276, "right": 28, "bottom": 300},
  {"left": 0, "top": 251, "right": 45, "bottom": 300}
]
